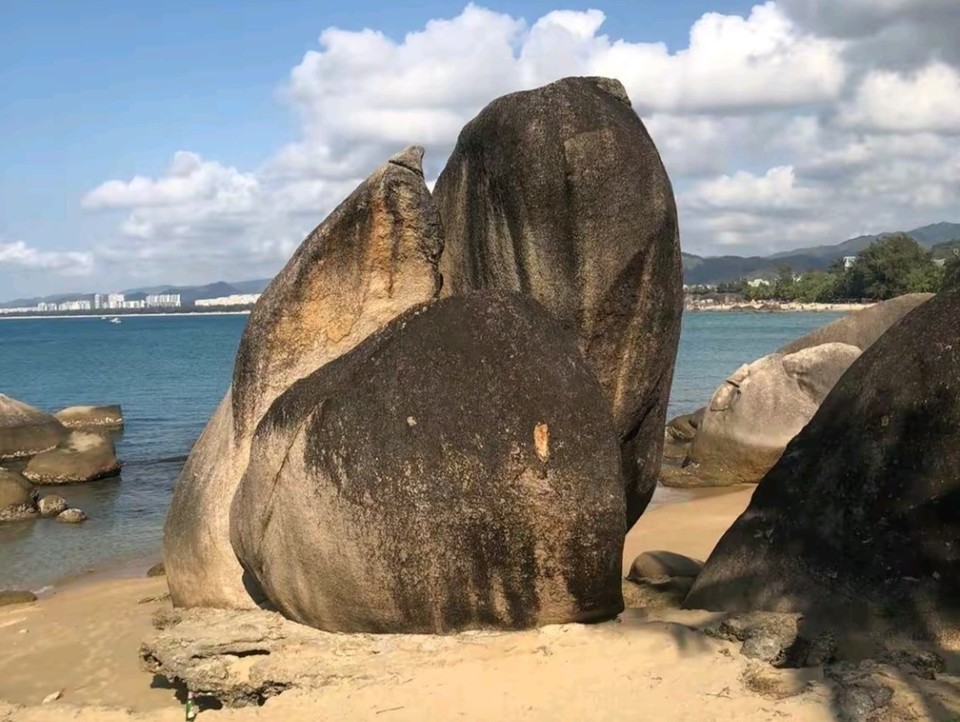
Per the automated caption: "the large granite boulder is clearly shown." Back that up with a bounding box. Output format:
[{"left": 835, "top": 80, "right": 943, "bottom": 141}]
[
  {"left": 685, "top": 285, "right": 960, "bottom": 642},
  {"left": 22, "top": 431, "right": 120, "bottom": 484},
  {"left": 434, "top": 76, "right": 683, "bottom": 527},
  {"left": 164, "top": 147, "right": 444, "bottom": 610},
  {"left": 777, "top": 293, "right": 933, "bottom": 355},
  {"left": 677, "top": 343, "right": 862, "bottom": 486},
  {"left": 0, "top": 467, "right": 37, "bottom": 522},
  {"left": 231, "top": 292, "right": 626, "bottom": 633},
  {"left": 54, "top": 404, "right": 123, "bottom": 429},
  {"left": 0, "top": 394, "right": 66, "bottom": 460}
]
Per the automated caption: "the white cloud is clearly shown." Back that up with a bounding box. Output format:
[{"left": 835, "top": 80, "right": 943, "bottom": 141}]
[
  {"left": 836, "top": 62, "right": 960, "bottom": 133},
  {"left": 0, "top": 241, "right": 94, "bottom": 276},
  {"left": 72, "top": 1, "right": 959, "bottom": 280}
]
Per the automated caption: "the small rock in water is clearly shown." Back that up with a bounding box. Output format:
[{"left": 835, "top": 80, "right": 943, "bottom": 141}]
[
  {"left": 56, "top": 508, "right": 88, "bottom": 524},
  {"left": 38, "top": 494, "right": 68, "bottom": 518},
  {"left": 0, "top": 590, "right": 38, "bottom": 607},
  {"left": 146, "top": 562, "right": 166, "bottom": 577},
  {"left": 42, "top": 690, "right": 62, "bottom": 704}
]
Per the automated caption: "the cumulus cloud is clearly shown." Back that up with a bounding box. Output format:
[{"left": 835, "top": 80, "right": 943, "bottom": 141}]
[
  {"left": 837, "top": 62, "right": 960, "bottom": 133},
  {"left": 0, "top": 241, "right": 94, "bottom": 276},
  {"left": 77, "top": 1, "right": 959, "bottom": 277}
]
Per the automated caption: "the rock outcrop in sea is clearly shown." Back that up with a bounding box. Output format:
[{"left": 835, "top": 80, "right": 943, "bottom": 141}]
[
  {"left": 685, "top": 284, "right": 960, "bottom": 643},
  {"left": 23, "top": 431, "right": 120, "bottom": 484},
  {"left": 435, "top": 76, "right": 683, "bottom": 525},
  {"left": 163, "top": 76, "right": 683, "bottom": 631},
  {"left": 663, "top": 293, "right": 933, "bottom": 487},
  {"left": 0, "top": 395, "right": 66, "bottom": 460},
  {"left": 54, "top": 404, "right": 124, "bottom": 430}
]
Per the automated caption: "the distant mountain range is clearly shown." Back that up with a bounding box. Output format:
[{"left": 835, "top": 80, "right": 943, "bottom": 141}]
[
  {"left": 4, "top": 221, "right": 959, "bottom": 307},
  {"left": 682, "top": 221, "right": 960, "bottom": 285},
  {"left": 0, "top": 279, "right": 273, "bottom": 309}
]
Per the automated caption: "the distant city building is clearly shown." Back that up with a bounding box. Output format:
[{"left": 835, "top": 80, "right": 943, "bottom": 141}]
[
  {"left": 195, "top": 293, "right": 261, "bottom": 307},
  {"left": 145, "top": 293, "right": 182, "bottom": 308},
  {"left": 93, "top": 293, "right": 106, "bottom": 309},
  {"left": 107, "top": 293, "right": 125, "bottom": 309},
  {"left": 121, "top": 299, "right": 145, "bottom": 309}
]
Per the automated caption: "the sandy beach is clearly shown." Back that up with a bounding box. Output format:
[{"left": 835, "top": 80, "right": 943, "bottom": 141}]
[{"left": 1, "top": 486, "right": 956, "bottom": 721}]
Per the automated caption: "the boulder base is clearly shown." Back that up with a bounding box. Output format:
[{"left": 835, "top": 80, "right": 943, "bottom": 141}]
[{"left": 231, "top": 292, "right": 627, "bottom": 633}]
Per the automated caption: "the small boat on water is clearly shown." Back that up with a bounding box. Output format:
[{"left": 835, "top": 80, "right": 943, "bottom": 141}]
[{"left": 109, "top": 317, "right": 121, "bottom": 324}]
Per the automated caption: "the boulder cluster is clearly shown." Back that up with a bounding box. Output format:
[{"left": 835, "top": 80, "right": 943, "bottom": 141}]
[
  {"left": 164, "top": 76, "right": 684, "bottom": 632},
  {"left": 0, "top": 397, "right": 123, "bottom": 524},
  {"left": 662, "top": 293, "right": 932, "bottom": 487}
]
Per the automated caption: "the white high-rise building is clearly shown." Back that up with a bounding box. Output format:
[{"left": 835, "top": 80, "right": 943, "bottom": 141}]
[
  {"left": 93, "top": 294, "right": 106, "bottom": 310},
  {"left": 145, "top": 293, "right": 182, "bottom": 308},
  {"left": 107, "top": 293, "right": 125, "bottom": 309}
]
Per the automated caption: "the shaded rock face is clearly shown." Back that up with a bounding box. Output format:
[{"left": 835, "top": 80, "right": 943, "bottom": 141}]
[
  {"left": 663, "top": 408, "right": 703, "bottom": 461},
  {"left": 628, "top": 551, "right": 703, "bottom": 581},
  {"left": 0, "top": 394, "right": 66, "bottom": 460},
  {"left": 434, "top": 76, "right": 683, "bottom": 527},
  {"left": 777, "top": 293, "right": 933, "bottom": 355},
  {"left": 231, "top": 292, "right": 626, "bottom": 633},
  {"left": 680, "top": 343, "right": 862, "bottom": 486},
  {"left": 0, "top": 590, "right": 37, "bottom": 607},
  {"left": 54, "top": 404, "right": 123, "bottom": 429},
  {"left": 163, "top": 147, "right": 444, "bottom": 610},
  {"left": 0, "top": 468, "right": 37, "bottom": 523},
  {"left": 22, "top": 431, "right": 120, "bottom": 484},
  {"left": 685, "top": 286, "right": 960, "bottom": 642}
]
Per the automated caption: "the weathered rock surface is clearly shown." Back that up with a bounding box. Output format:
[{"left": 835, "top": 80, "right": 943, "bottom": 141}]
[
  {"left": 0, "top": 590, "right": 38, "bottom": 607},
  {"left": 0, "top": 467, "right": 37, "bottom": 522},
  {"left": 663, "top": 409, "right": 703, "bottom": 461},
  {"left": 628, "top": 551, "right": 704, "bottom": 580},
  {"left": 621, "top": 577, "right": 694, "bottom": 610},
  {"left": 434, "top": 76, "right": 683, "bottom": 526},
  {"left": 668, "top": 342, "right": 862, "bottom": 486},
  {"left": 54, "top": 404, "right": 123, "bottom": 429},
  {"left": 163, "top": 146, "right": 444, "bottom": 610},
  {"left": 23, "top": 431, "right": 120, "bottom": 484},
  {"left": 37, "top": 494, "right": 67, "bottom": 518},
  {"left": 56, "top": 508, "right": 88, "bottom": 523},
  {"left": 685, "top": 285, "right": 960, "bottom": 644},
  {"left": 0, "top": 394, "right": 66, "bottom": 460},
  {"left": 777, "top": 293, "right": 933, "bottom": 355},
  {"left": 232, "top": 292, "right": 626, "bottom": 633},
  {"left": 146, "top": 562, "right": 165, "bottom": 578}
]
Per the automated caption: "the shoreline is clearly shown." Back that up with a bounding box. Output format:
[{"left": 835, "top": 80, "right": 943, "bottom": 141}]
[
  {"left": 0, "top": 310, "right": 252, "bottom": 320},
  {"left": 684, "top": 301, "right": 872, "bottom": 313},
  {"left": 8, "top": 483, "right": 741, "bottom": 598}
]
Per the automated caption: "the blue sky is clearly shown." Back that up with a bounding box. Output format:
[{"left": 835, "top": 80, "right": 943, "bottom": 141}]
[{"left": 1, "top": 0, "right": 957, "bottom": 299}]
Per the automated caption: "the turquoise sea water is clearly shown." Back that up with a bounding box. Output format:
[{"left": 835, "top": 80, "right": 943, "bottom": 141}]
[{"left": 0, "top": 310, "right": 844, "bottom": 590}]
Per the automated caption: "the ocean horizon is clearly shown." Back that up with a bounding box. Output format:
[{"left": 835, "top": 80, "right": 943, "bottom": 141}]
[{"left": 0, "top": 310, "right": 844, "bottom": 591}]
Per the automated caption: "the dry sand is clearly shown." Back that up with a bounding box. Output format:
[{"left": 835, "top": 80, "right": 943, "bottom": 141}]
[{"left": 0, "top": 486, "right": 946, "bottom": 721}]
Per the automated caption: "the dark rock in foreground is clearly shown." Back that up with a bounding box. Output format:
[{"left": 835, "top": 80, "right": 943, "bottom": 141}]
[
  {"left": 56, "top": 508, "right": 88, "bottom": 523},
  {"left": 435, "top": 76, "right": 683, "bottom": 527},
  {"left": 231, "top": 292, "right": 626, "bottom": 633},
  {"left": 686, "top": 285, "right": 960, "bottom": 644},
  {"left": 0, "top": 394, "right": 66, "bottom": 460}
]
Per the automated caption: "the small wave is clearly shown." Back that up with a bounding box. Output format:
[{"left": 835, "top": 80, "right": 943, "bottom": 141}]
[{"left": 122, "top": 454, "right": 189, "bottom": 468}]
